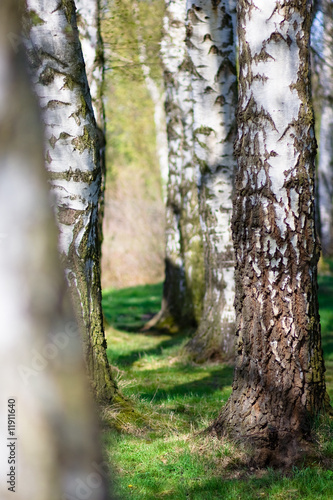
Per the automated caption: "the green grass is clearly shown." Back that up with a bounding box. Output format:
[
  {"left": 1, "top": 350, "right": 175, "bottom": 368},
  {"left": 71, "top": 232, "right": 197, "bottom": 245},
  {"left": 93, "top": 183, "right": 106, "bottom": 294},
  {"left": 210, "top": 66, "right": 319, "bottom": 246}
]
[
  {"left": 103, "top": 283, "right": 163, "bottom": 332},
  {"left": 318, "top": 271, "right": 333, "bottom": 403},
  {"left": 102, "top": 266, "right": 333, "bottom": 499}
]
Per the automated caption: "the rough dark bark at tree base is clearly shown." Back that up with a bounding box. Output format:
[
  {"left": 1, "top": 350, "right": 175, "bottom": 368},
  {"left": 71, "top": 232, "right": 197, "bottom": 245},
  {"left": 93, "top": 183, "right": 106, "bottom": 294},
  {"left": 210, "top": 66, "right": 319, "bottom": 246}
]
[
  {"left": 142, "top": 259, "right": 199, "bottom": 333},
  {"left": 210, "top": 420, "right": 308, "bottom": 468},
  {"left": 210, "top": 405, "right": 333, "bottom": 469}
]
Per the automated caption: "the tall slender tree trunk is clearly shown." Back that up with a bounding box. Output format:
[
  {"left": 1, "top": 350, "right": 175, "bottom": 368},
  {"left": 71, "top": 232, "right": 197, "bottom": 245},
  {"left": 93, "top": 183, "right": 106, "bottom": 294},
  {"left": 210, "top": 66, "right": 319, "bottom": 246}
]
[
  {"left": 318, "top": 0, "right": 333, "bottom": 257},
  {"left": 185, "top": 0, "right": 238, "bottom": 361},
  {"left": 76, "top": 0, "right": 106, "bottom": 254},
  {"left": 212, "top": 0, "right": 328, "bottom": 465},
  {"left": 24, "top": 0, "right": 117, "bottom": 404},
  {"left": 145, "top": 0, "right": 204, "bottom": 331},
  {"left": 0, "top": 3, "right": 110, "bottom": 498}
]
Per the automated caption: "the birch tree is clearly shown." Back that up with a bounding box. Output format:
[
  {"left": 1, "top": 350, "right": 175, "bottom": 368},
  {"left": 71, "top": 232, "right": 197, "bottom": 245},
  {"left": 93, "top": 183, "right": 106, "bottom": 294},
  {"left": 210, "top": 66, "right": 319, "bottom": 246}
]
[
  {"left": 0, "top": 3, "right": 109, "bottom": 498},
  {"left": 318, "top": 0, "right": 333, "bottom": 256},
  {"left": 24, "top": 0, "right": 118, "bottom": 404},
  {"left": 185, "top": 0, "right": 238, "bottom": 361},
  {"left": 211, "top": 0, "right": 328, "bottom": 465},
  {"left": 144, "top": 0, "right": 204, "bottom": 331},
  {"left": 76, "top": 0, "right": 106, "bottom": 253}
]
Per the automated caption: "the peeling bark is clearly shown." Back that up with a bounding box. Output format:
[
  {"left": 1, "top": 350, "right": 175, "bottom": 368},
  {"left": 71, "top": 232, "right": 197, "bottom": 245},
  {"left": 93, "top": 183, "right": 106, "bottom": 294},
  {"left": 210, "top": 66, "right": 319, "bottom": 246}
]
[
  {"left": 0, "top": 4, "right": 109, "bottom": 497},
  {"left": 185, "top": 0, "right": 238, "bottom": 361},
  {"left": 212, "top": 0, "right": 328, "bottom": 465},
  {"left": 318, "top": 0, "right": 333, "bottom": 256},
  {"left": 24, "top": 0, "right": 117, "bottom": 404}
]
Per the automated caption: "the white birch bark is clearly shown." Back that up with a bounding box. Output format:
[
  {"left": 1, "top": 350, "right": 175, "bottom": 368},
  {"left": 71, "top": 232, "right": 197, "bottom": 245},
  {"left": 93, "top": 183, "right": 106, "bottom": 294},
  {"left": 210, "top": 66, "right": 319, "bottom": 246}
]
[
  {"left": 318, "top": 0, "right": 333, "bottom": 256},
  {"left": 76, "top": 0, "right": 105, "bottom": 129},
  {"left": 24, "top": 0, "right": 117, "bottom": 403},
  {"left": 148, "top": 0, "right": 204, "bottom": 329},
  {"left": 133, "top": 1, "right": 169, "bottom": 200},
  {"left": 76, "top": 0, "right": 106, "bottom": 252},
  {"left": 185, "top": 0, "right": 238, "bottom": 360},
  {"left": 213, "top": 0, "right": 328, "bottom": 463},
  {"left": 0, "top": 4, "right": 109, "bottom": 498}
]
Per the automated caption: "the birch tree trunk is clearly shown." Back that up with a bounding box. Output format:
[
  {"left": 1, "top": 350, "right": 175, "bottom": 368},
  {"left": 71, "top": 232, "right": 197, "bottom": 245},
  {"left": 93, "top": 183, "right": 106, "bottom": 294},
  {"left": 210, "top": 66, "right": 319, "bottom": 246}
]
[
  {"left": 185, "top": 0, "right": 238, "bottom": 361},
  {"left": 318, "top": 0, "right": 333, "bottom": 257},
  {"left": 24, "top": 0, "right": 117, "bottom": 404},
  {"left": 76, "top": 0, "right": 106, "bottom": 254},
  {"left": 0, "top": 4, "right": 110, "bottom": 498},
  {"left": 212, "top": 0, "right": 328, "bottom": 465},
  {"left": 145, "top": 0, "right": 204, "bottom": 330}
]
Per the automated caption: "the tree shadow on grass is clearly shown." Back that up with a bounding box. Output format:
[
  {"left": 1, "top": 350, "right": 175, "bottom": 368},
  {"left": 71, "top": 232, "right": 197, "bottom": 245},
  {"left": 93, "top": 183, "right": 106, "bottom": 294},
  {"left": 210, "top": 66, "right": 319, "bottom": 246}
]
[
  {"left": 107, "top": 333, "right": 188, "bottom": 368},
  {"left": 136, "top": 364, "right": 234, "bottom": 404}
]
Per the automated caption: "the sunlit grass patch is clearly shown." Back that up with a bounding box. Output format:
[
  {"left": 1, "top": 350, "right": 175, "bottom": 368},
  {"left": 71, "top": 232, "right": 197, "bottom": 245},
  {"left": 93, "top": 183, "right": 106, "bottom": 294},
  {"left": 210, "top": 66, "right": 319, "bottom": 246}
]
[
  {"left": 105, "top": 426, "right": 333, "bottom": 500},
  {"left": 105, "top": 326, "right": 233, "bottom": 435},
  {"left": 103, "top": 267, "right": 333, "bottom": 499}
]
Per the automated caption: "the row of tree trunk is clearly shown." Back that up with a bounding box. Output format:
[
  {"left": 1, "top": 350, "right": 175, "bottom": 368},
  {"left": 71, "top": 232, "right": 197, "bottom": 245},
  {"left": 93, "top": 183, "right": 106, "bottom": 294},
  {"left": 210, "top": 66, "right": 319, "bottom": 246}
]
[
  {"left": 160, "top": 0, "right": 333, "bottom": 359},
  {"left": 156, "top": 0, "right": 238, "bottom": 362},
  {"left": 2, "top": 0, "right": 332, "bottom": 483},
  {"left": 158, "top": 0, "right": 331, "bottom": 463}
]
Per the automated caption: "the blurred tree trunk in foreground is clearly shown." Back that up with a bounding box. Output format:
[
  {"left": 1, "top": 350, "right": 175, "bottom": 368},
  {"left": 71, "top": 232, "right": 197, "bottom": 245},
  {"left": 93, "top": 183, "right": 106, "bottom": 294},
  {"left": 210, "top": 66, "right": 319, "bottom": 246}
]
[
  {"left": 24, "top": 0, "right": 118, "bottom": 404},
  {"left": 318, "top": 0, "right": 333, "bottom": 256},
  {"left": 184, "top": 0, "right": 238, "bottom": 361},
  {"left": 144, "top": 0, "right": 205, "bottom": 332},
  {"left": 212, "top": 0, "right": 329, "bottom": 467},
  {"left": 76, "top": 0, "right": 107, "bottom": 256},
  {"left": 0, "top": 2, "right": 110, "bottom": 498}
]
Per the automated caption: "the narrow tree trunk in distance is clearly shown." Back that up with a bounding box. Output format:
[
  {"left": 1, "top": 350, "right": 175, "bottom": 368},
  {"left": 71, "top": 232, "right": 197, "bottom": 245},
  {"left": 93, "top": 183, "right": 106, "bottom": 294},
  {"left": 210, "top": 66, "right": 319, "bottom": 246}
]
[
  {"left": 147, "top": 0, "right": 204, "bottom": 331},
  {"left": 76, "top": 0, "right": 107, "bottom": 256},
  {"left": 185, "top": 0, "right": 238, "bottom": 361},
  {"left": 0, "top": 4, "right": 109, "bottom": 498},
  {"left": 212, "top": 0, "right": 328, "bottom": 466},
  {"left": 318, "top": 0, "right": 333, "bottom": 256},
  {"left": 25, "top": 0, "right": 117, "bottom": 404}
]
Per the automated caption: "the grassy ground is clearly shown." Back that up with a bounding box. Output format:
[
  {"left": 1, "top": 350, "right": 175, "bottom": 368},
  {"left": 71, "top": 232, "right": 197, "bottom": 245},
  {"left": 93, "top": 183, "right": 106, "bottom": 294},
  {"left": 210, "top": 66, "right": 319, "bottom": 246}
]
[{"left": 102, "top": 269, "right": 333, "bottom": 499}]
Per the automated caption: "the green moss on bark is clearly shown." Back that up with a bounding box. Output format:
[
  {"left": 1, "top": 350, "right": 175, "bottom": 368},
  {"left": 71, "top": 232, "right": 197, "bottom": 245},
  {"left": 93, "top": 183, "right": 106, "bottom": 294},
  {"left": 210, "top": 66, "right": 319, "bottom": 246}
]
[{"left": 72, "top": 125, "right": 96, "bottom": 152}]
